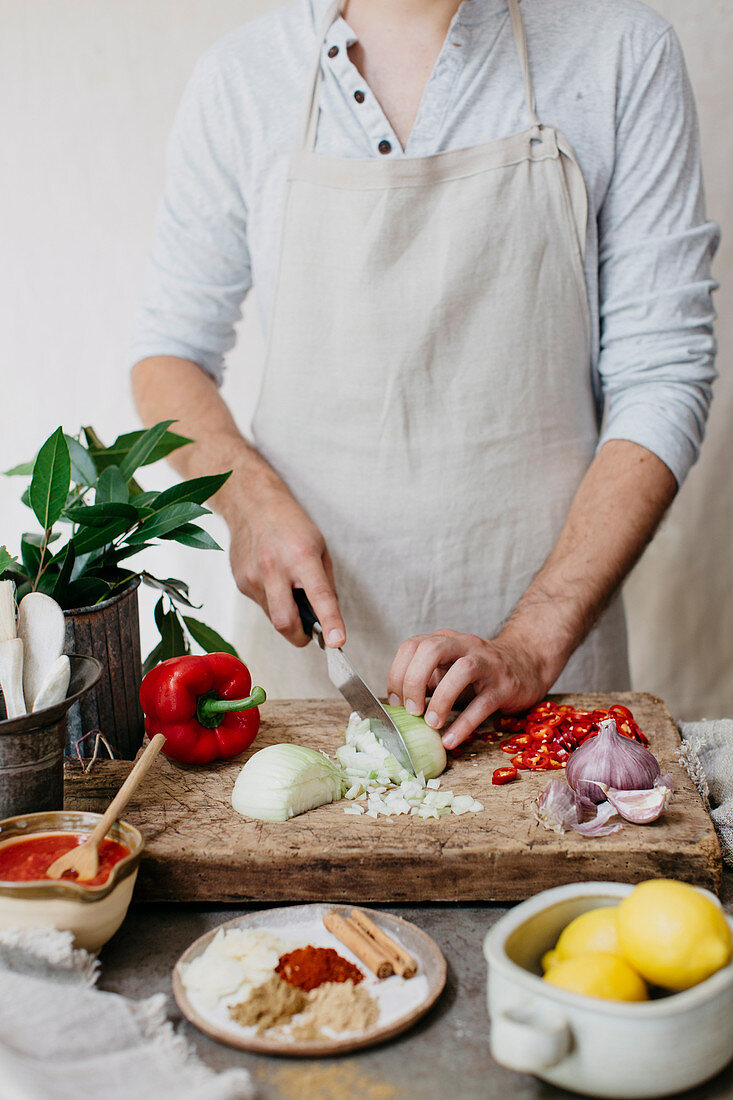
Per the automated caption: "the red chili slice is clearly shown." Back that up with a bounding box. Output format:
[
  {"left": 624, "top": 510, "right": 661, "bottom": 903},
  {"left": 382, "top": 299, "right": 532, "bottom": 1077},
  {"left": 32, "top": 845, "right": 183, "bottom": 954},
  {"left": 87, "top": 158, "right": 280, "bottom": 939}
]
[{"left": 492, "top": 765, "right": 518, "bottom": 785}]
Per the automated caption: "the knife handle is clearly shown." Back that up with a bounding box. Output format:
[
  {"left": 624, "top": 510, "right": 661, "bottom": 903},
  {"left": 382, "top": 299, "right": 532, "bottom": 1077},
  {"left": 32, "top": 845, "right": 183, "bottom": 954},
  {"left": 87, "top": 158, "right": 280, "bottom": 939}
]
[{"left": 293, "top": 588, "right": 321, "bottom": 641}]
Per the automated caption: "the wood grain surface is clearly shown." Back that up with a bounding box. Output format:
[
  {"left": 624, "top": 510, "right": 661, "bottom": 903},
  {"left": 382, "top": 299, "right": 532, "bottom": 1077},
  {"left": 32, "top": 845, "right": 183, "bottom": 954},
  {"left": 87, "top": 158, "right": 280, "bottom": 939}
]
[{"left": 63, "top": 693, "right": 722, "bottom": 902}]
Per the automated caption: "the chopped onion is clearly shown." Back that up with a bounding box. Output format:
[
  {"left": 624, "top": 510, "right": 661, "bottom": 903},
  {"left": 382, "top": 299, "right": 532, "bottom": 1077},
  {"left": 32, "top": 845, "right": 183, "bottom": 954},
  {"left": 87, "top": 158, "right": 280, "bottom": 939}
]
[{"left": 232, "top": 744, "right": 344, "bottom": 822}]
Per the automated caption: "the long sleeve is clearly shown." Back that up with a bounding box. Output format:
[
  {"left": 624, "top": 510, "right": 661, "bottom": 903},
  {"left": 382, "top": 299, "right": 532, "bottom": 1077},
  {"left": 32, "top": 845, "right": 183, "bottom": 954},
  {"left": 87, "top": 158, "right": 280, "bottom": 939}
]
[
  {"left": 595, "top": 26, "right": 719, "bottom": 486},
  {"left": 128, "top": 52, "right": 252, "bottom": 384}
]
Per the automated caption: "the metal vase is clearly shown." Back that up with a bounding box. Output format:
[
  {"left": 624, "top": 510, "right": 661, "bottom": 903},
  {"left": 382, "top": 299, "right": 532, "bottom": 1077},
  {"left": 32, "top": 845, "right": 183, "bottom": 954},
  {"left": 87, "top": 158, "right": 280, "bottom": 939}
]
[
  {"left": 63, "top": 577, "right": 145, "bottom": 759},
  {"left": 0, "top": 655, "right": 101, "bottom": 818}
]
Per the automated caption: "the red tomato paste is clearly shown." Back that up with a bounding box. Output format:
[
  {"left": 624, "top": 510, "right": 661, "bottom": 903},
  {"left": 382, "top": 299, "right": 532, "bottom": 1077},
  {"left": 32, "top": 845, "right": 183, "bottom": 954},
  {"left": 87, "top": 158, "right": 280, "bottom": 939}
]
[{"left": 0, "top": 833, "right": 130, "bottom": 886}]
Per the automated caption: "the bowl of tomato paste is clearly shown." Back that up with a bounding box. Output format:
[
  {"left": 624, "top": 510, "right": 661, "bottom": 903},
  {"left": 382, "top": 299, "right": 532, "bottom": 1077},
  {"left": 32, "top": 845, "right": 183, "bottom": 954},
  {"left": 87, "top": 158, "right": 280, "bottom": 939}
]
[{"left": 0, "top": 810, "right": 143, "bottom": 952}]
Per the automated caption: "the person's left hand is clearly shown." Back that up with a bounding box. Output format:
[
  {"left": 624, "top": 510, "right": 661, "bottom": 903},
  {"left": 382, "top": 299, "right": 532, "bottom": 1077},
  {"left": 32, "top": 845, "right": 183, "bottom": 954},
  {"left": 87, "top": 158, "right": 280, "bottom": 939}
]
[{"left": 386, "top": 628, "right": 552, "bottom": 750}]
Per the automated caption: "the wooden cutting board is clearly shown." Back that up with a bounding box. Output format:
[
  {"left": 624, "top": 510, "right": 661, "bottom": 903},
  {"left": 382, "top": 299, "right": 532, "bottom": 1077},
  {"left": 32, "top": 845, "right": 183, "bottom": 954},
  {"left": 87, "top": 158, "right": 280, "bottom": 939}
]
[{"left": 63, "top": 692, "right": 722, "bottom": 902}]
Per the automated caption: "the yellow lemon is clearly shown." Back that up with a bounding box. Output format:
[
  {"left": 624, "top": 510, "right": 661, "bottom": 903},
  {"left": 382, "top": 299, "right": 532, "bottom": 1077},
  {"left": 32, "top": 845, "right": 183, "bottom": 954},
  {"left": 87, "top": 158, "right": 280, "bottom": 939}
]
[
  {"left": 543, "top": 952, "right": 648, "bottom": 1001},
  {"left": 553, "top": 907, "right": 623, "bottom": 962},
  {"left": 617, "top": 879, "right": 732, "bottom": 991},
  {"left": 541, "top": 948, "right": 559, "bottom": 972}
]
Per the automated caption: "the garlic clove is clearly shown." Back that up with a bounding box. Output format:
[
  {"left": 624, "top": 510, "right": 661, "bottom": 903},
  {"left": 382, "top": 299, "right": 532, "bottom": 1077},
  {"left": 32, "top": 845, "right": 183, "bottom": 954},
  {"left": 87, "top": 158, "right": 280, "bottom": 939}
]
[
  {"left": 597, "top": 782, "right": 673, "bottom": 824},
  {"left": 570, "top": 801, "right": 623, "bottom": 837},
  {"left": 535, "top": 779, "right": 582, "bottom": 833}
]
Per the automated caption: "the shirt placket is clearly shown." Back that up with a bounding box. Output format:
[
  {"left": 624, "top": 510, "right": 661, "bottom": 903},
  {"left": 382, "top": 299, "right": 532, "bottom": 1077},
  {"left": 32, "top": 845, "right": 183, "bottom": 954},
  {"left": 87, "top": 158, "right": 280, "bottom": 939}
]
[{"left": 321, "top": 19, "right": 404, "bottom": 157}]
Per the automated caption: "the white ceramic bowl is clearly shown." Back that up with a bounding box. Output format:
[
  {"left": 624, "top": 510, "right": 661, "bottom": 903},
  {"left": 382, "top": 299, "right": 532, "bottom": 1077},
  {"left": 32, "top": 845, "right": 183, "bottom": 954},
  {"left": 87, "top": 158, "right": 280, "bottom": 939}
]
[
  {"left": 0, "top": 810, "right": 143, "bottom": 952},
  {"left": 484, "top": 881, "right": 733, "bottom": 1098}
]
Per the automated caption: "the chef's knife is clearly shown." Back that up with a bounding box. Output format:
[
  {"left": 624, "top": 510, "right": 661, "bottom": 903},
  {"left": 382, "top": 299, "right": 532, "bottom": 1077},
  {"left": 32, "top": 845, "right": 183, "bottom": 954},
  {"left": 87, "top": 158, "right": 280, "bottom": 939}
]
[{"left": 293, "top": 588, "right": 417, "bottom": 775}]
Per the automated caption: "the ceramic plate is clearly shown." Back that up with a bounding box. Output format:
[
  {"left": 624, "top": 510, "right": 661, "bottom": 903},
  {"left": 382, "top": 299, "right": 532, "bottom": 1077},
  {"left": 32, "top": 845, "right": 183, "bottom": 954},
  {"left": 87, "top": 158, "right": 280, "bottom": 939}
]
[{"left": 172, "top": 903, "right": 447, "bottom": 1056}]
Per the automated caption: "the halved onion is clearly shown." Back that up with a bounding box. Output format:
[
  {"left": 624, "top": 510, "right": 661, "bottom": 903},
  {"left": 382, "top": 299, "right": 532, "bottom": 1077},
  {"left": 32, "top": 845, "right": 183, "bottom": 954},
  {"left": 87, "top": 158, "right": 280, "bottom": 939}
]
[
  {"left": 383, "top": 705, "right": 447, "bottom": 781},
  {"left": 231, "top": 744, "right": 344, "bottom": 822}
]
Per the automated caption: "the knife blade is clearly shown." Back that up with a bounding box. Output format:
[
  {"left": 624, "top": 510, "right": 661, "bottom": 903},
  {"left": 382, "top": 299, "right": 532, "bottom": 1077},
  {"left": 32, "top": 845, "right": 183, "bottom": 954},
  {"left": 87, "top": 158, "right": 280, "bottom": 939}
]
[{"left": 293, "top": 588, "right": 417, "bottom": 775}]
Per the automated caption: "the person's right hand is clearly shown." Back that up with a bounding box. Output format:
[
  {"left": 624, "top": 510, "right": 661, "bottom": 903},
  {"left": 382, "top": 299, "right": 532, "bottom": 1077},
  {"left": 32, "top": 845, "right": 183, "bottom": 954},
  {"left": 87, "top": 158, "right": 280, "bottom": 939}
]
[{"left": 227, "top": 481, "right": 345, "bottom": 649}]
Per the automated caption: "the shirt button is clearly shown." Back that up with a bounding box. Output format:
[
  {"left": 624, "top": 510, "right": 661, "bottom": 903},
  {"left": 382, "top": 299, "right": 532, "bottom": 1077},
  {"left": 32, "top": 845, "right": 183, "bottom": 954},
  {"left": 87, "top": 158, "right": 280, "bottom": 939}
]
[
  {"left": 354, "top": 90, "right": 365, "bottom": 104},
  {"left": 378, "top": 140, "right": 392, "bottom": 155},
  {"left": 327, "top": 45, "right": 339, "bottom": 58}
]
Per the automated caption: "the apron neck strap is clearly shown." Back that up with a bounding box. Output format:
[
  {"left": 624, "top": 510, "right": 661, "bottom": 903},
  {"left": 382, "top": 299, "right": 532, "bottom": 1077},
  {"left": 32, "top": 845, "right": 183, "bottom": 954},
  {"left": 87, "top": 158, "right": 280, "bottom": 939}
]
[
  {"left": 296, "top": 0, "right": 342, "bottom": 155},
  {"left": 507, "top": 0, "right": 539, "bottom": 128},
  {"left": 296, "top": 0, "right": 539, "bottom": 156}
]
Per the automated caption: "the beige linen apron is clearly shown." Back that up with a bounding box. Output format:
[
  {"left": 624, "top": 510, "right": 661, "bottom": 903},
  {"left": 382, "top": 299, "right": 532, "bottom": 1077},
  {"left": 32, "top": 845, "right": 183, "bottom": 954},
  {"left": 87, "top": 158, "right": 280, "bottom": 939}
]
[{"left": 236, "top": 0, "right": 629, "bottom": 698}]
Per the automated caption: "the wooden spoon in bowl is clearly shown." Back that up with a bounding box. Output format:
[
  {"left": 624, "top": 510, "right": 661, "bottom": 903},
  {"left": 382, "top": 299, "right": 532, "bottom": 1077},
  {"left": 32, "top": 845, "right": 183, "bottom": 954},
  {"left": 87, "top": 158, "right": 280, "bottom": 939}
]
[{"left": 46, "top": 734, "right": 165, "bottom": 882}]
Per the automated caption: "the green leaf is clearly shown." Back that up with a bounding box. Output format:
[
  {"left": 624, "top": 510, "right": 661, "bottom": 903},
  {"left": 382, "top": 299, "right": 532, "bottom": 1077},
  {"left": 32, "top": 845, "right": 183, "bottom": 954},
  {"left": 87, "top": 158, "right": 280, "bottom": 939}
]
[
  {"left": 128, "top": 491, "right": 159, "bottom": 508},
  {"left": 65, "top": 502, "right": 139, "bottom": 527},
  {"left": 104, "top": 543, "right": 155, "bottom": 564},
  {"left": 70, "top": 517, "right": 133, "bottom": 556},
  {"left": 183, "top": 616, "right": 239, "bottom": 658},
  {"left": 118, "top": 421, "right": 179, "bottom": 482},
  {"left": 36, "top": 571, "right": 60, "bottom": 596},
  {"left": 63, "top": 576, "right": 112, "bottom": 609},
  {"left": 140, "top": 572, "right": 199, "bottom": 608},
  {"left": 64, "top": 434, "right": 98, "bottom": 486},
  {"left": 0, "top": 547, "right": 19, "bottom": 576},
  {"left": 151, "top": 471, "right": 231, "bottom": 510},
  {"left": 159, "top": 523, "right": 222, "bottom": 551},
  {"left": 85, "top": 424, "right": 191, "bottom": 475},
  {"left": 22, "top": 531, "right": 61, "bottom": 548},
  {"left": 29, "top": 427, "right": 71, "bottom": 530},
  {"left": 125, "top": 502, "right": 208, "bottom": 544},
  {"left": 95, "top": 465, "right": 129, "bottom": 504},
  {"left": 51, "top": 542, "right": 76, "bottom": 602},
  {"left": 4, "top": 459, "right": 35, "bottom": 477},
  {"left": 20, "top": 535, "right": 42, "bottom": 579},
  {"left": 20, "top": 486, "right": 31, "bottom": 510},
  {"left": 143, "top": 597, "right": 188, "bottom": 673}
]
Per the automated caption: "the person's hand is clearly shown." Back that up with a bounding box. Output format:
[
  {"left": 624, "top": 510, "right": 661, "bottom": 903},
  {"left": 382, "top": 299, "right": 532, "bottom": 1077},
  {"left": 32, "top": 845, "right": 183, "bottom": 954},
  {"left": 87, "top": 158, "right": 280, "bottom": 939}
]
[
  {"left": 387, "top": 628, "right": 553, "bottom": 749},
  {"left": 227, "top": 481, "right": 345, "bottom": 648}
]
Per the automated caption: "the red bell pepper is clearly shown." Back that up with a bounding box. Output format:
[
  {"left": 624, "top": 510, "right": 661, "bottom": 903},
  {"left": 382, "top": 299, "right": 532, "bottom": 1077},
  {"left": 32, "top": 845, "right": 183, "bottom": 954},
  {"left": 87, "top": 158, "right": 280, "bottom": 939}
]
[{"left": 140, "top": 653, "right": 266, "bottom": 765}]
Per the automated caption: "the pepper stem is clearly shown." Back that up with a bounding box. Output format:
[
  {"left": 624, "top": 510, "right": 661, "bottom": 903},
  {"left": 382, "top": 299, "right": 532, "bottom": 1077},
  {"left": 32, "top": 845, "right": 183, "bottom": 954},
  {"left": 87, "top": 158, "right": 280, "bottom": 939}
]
[{"left": 196, "top": 686, "right": 266, "bottom": 729}]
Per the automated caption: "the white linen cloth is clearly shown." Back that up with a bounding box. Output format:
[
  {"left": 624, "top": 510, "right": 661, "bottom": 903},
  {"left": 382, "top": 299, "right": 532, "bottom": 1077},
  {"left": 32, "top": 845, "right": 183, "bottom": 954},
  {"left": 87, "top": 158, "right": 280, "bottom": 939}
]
[
  {"left": 679, "top": 720, "right": 733, "bottom": 868},
  {"left": 0, "top": 927, "right": 254, "bottom": 1100},
  {"left": 129, "top": 0, "right": 719, "bottom": 488}
]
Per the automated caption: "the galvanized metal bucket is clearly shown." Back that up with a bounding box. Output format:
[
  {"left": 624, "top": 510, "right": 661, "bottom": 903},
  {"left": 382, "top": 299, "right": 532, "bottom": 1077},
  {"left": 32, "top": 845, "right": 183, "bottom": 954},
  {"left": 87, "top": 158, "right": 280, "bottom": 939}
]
[
  {"left": 63, "top": 577, "right": 144, "bottom": 759},
  {"left": 0, "top": 654, "right": 101, "bottom": 818}
]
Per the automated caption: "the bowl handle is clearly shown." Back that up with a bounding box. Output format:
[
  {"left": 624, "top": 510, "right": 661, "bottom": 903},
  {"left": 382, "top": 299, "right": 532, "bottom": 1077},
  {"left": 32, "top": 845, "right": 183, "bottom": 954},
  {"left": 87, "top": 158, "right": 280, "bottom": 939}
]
[{"left": 490, "top": 1005, "right": 572, "bottom": 1073}]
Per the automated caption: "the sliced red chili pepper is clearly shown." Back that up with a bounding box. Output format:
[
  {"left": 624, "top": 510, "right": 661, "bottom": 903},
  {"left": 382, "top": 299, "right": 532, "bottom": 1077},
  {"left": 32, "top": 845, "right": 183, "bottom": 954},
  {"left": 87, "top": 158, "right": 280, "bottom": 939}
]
[
  {"left": 510, "top": 753, "right": 529, "bottom": 769},
  {"left": 492, "top": 765, "right": 519, "bottom": 785}
]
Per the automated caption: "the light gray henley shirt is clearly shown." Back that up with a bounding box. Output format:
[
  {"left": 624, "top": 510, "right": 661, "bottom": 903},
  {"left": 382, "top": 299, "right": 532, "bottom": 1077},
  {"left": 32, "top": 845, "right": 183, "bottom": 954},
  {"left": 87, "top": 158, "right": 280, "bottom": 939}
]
[{"left": 130, "top": 0, "right": 719, "bottom": 486}]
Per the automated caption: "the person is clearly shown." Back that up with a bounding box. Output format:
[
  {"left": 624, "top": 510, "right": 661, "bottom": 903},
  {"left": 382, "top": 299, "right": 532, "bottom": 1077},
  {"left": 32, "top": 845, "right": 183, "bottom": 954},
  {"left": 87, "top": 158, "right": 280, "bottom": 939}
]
[{"left": 130, "top": 0, "right": 718, "bottom": 751}]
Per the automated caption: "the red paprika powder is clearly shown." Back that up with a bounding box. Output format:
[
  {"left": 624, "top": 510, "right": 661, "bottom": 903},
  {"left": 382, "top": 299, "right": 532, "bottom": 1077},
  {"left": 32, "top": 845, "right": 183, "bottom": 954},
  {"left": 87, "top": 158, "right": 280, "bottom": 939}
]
[{"left": 275, "top": 946, "right": 363, "bottom": 992}]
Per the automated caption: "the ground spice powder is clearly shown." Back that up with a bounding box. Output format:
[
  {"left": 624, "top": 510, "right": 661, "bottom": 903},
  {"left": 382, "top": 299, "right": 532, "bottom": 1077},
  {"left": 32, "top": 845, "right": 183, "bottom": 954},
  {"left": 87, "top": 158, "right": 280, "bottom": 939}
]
[
  {"left": 289, "top": 980, "right": 379, "bottom": 1041},
  {"left": 276, "top": 945, "right": 363, "bottom": 992},
  {"left": 229, "top": 975, "right": 306, "bottom": 1034}
]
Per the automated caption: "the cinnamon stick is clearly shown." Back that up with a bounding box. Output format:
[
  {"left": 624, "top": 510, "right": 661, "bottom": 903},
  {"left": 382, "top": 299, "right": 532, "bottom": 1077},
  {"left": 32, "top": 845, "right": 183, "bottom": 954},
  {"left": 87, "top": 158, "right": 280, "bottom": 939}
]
[
  {"left": 350, "top": 909, "right": 418, "bottom": 979},
  {"left": 323, "top": 910, "right": 394, "bottom": 979}
]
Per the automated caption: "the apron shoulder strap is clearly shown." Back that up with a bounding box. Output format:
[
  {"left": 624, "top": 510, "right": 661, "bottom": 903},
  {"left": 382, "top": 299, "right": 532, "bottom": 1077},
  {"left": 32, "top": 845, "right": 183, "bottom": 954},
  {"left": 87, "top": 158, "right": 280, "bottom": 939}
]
[
  {"left": 295, "top": 0, "right": 341, "bottom": 156},
  {"left": 507, "top": 0, "right": 540, "bottom": 129}
]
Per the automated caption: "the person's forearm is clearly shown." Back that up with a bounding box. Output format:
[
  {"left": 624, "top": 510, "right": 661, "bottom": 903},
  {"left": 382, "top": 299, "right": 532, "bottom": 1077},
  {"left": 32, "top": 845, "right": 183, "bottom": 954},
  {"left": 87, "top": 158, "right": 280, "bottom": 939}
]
[
  {"left": 387, "top": 438, "right": 677, "bottom": 746},
  {"left": 500, "top": 438, "right": 678, "bottom": 681},
  {"left": 131, "top": 355, "right": 285, "bottom": 524},
  {"left": 131, "top": 355, "right": 346, "bottom": 646}
]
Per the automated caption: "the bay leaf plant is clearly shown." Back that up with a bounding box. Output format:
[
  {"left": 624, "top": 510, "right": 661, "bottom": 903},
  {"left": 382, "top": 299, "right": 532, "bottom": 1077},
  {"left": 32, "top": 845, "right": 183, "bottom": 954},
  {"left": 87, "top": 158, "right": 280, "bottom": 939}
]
[{"left": 0, "top": 421, "right": 239, "bottom": 673}]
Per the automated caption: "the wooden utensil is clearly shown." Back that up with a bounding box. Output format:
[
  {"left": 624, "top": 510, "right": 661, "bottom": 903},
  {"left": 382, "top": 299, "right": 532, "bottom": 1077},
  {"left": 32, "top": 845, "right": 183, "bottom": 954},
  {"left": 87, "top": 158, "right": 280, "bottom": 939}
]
[{"left": 47, "top": 733, "right": 165, "bottom": 881}]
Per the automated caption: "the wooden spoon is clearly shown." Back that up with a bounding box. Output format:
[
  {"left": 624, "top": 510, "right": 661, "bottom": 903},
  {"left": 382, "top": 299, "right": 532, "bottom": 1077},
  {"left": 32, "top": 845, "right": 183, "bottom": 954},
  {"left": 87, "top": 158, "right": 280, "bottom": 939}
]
[{"left": 46, "top": 733, "right": 165, "bottom": 882}]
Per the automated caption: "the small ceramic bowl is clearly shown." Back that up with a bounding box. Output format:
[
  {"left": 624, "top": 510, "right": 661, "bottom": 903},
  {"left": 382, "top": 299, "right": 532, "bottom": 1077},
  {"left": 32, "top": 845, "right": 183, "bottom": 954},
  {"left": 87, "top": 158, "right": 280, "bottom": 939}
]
[
  {"left": 484, "top": 881, "right": 733, "bottom": 1099},
  {"left": 0, "top": 810, "right": 143, "bottom": 952}
]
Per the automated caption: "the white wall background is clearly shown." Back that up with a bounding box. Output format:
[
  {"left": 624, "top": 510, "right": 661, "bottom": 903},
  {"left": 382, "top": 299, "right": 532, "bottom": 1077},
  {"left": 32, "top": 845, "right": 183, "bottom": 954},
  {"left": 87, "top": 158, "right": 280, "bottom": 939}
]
[{"left": 0, "top": 0, "right": 730, "bottom": 720}]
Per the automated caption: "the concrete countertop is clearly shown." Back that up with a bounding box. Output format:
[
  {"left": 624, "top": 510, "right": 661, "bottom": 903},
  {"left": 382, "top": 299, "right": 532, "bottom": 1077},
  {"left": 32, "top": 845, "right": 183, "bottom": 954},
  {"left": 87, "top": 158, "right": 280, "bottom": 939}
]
[{"left": 98, "top": 877, "right": 733, "bottom": 1100}]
